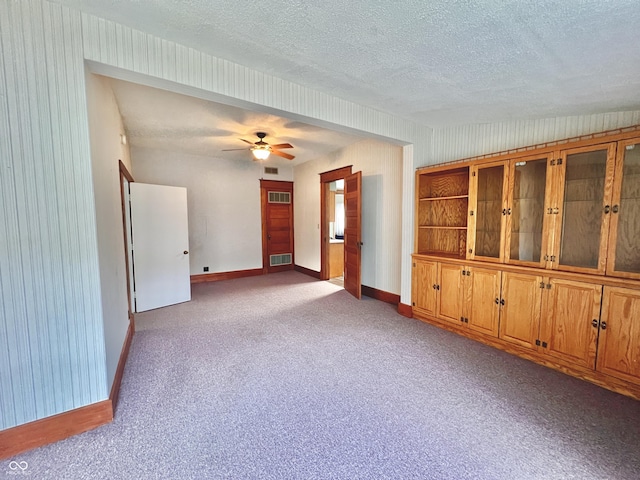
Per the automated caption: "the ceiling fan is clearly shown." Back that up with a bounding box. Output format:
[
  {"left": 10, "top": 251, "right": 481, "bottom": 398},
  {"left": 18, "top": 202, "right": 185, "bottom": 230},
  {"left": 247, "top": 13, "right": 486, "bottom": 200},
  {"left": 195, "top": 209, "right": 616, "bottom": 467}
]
[{"left": 223, "top": 132, "right": 295, "bottom": 161}]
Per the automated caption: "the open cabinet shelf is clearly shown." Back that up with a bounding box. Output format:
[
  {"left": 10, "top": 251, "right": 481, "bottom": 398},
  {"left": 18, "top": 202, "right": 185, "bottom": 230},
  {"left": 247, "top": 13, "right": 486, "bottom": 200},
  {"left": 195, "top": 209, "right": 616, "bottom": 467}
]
[{"left": 415, "top": 167, "right": 469, "bottom": 258}]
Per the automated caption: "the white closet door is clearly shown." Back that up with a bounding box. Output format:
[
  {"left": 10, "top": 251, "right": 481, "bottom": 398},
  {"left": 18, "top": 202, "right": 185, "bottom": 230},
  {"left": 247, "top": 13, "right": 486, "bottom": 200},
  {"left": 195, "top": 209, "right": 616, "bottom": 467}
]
[{"left": 130, "top": 183, "right": 191, "bottom": 312}]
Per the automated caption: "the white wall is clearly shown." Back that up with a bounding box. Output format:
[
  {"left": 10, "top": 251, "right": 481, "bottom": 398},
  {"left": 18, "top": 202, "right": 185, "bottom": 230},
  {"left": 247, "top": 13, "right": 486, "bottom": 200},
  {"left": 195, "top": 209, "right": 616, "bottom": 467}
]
[
  {"left": 131, "top": 147, "right": 293, "bottom": 274},
  {"left": 85, "top": 72, "right": 132, "bottom": 390},
  {"left": 294, "top": 139, "right": 403, "bottom": 295}
]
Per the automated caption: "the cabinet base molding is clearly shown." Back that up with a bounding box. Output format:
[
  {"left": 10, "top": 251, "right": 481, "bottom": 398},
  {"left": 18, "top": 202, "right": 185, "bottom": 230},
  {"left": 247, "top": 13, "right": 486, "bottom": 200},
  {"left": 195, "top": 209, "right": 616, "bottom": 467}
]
[
  {"left": 413, "top": 312, "right": 640, "bottom": 401},
  {"left": 397, "top": 303, "right": 413, "bottom": 318},
  {"left": 0, "top": 400, "right": 113, "bottom": 460},
  {"left": 191, "top": 268, "right": 263, "bottom": 284}
]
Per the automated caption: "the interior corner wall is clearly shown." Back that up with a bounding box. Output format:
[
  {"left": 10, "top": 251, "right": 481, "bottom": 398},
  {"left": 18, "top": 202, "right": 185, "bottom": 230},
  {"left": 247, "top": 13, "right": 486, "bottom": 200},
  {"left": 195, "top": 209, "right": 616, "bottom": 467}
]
[
  {"left": 130, "top": 147, "right": 287, "bottom": 274},
  {"left": 429, "top": 111, "right": 640, "bottom": 166},
  {"left": 85, "top": 72, "right": 132, "bottom": 390},
  {"left": 0, "top": 1, "right": 107, "bottom": 431},
  {"left": 294, "top": 139, "right": 403, "bottom": 295}
]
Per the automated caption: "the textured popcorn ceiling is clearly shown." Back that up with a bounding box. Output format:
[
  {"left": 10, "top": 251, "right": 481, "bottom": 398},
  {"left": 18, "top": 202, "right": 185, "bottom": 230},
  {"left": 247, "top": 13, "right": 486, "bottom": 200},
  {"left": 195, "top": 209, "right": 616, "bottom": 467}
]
[{"left": 60, "top": 0, "right": 640, "bottom": 161}]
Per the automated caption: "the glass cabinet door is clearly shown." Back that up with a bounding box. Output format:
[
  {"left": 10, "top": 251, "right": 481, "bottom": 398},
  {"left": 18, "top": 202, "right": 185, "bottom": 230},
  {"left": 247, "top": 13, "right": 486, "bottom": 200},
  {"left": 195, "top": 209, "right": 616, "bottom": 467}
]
[
  {"left": 606, "top": 139, "right": 640, "bottom": 278},
  {"left": 468, "top": 162, "right": 508, "bottom": 262},
  {"left": 505, "top": 155, "right": 552, "bottom": 267},
  {"left": 553, "top": 143, "right": 616, "bottom": 274}
]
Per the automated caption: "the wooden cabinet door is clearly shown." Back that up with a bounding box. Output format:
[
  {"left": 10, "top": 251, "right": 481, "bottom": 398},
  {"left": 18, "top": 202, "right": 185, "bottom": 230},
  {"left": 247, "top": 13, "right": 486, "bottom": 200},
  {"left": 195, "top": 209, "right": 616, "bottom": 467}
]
[
  {"left": 539, "top": 278, "right": 601, "bottom": 369},
  {"left": 437, "top": 263, "right": 463, "bottom": 325},
  {"left": 606, "top": 138, "right": 640, "bottom": 279},
  {"left": 550, "top": 143, "right": 616, "bottom": 274},
  {"left": 597, "top": 287, "right": 640, "bottom": 384},
  {"left": 499, "top": 271, "right": 543, "bottom": 349},
  {"left": 412, "top": 259, "right": 438, "bottom": 317},
  {"left": 464, "top": 267, "right": 501, "bottom": 337},
  {"left": 468, "top": 161, "right": 509, "bottom": 263},
  {"left": 504, "top": 154, "right": 554, "bottom": 268}
]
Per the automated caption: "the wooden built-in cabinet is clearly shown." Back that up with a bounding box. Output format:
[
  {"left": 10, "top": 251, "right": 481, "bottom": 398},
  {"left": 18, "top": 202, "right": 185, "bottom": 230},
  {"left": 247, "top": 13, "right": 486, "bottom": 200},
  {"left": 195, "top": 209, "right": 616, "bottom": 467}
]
[
  {"left": 415, "top": 167, "right": 469, "bottom": 259},
  {"left": 500, "top": 274, "right": 602, "bottom": 369},
  {"left": 412, "top": 127, "right": 640, "bottom": 399},
  {"left": 412, "top": 258, "right": 501, "bottom": 337}
]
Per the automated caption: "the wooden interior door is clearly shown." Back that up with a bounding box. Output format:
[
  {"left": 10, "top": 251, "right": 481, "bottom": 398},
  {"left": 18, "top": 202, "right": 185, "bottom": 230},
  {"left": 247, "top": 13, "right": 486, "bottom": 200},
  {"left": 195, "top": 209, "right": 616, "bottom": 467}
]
[
  {"left": 539, "top": 278, "right": 601, "bottom": 369},
  {"left": 344, "top": 171, "right": 362, "bottom": 299},
  {"left": 261, "top": 180, "right": 294, "bottom": 274}
]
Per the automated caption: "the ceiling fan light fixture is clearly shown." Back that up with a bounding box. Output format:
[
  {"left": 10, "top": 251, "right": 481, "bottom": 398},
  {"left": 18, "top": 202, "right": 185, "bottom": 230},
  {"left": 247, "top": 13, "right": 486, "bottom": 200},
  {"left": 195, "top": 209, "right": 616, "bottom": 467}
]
[{"left": 252, "top": 146, "right": 271, "bottom": 160}]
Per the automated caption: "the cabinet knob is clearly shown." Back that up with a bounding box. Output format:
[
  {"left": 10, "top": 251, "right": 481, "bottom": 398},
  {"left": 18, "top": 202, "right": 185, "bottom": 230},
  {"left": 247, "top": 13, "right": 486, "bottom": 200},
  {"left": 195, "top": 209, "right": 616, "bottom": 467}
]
[
  {"left": 591, "top": 319, "right": 599, "bottom": 328},
  {"left": 612, "top": 205, "right": 619, "bottom": 214},
  {"left": 601, "top": 321, "right": 607, "bottom": 330},
  {"left": 495, "top": 297, "right": 500, "bottom": 304},
  {"left": 604, "top": 205, "right": 611, "bottom": 214}
]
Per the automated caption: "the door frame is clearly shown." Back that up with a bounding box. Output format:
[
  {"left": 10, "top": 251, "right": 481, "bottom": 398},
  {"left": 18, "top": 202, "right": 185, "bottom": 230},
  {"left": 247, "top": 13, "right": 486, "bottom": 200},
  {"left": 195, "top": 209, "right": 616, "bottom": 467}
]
[
  {"left": 319, "top": 166, "right": 353, "bottom": 280},
  {"left": 118, "top": 160, "right": 135, "bottom": 329},
  {"left": 260, "top": 179, "right": 295, "bottom": 274}
]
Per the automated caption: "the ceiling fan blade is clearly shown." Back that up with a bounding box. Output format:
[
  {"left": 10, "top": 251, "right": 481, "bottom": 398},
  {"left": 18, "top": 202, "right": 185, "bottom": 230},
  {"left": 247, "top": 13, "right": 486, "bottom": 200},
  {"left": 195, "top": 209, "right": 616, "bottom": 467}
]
[
  {"left": 271, "top": 150, "right": 295, "bottom": 160},
  {"left": 222, "top": 148, "right": 250, "bottom": 151},
  {"left": 270, "top": 143, "right": 294, "bottom": 149},
  {"left": 240, "top": 138, "right": 255, "bottom": 145}
]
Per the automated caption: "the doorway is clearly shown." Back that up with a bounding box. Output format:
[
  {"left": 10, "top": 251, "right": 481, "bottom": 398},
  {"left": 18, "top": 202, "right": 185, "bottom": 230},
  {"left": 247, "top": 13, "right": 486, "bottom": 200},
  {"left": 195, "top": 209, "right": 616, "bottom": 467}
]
[
  {"left": 327, "top": 179, "right": 345, "bottom": 286},
  {"left": 320, "top": 166, "right": 362, "bottom": 299}
]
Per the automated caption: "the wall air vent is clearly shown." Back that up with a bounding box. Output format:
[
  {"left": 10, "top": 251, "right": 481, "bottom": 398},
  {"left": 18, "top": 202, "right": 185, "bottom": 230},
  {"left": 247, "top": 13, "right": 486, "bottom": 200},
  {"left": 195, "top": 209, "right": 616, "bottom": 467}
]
[
  {"left": 264, "top": 167, "right": 279, "bottom": 175},
  {"left": 270, "top": 253, "right": 292, "bottom": 266},
  {"left": 268, "top": 191, "right": 291, "bottom": 204}
]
